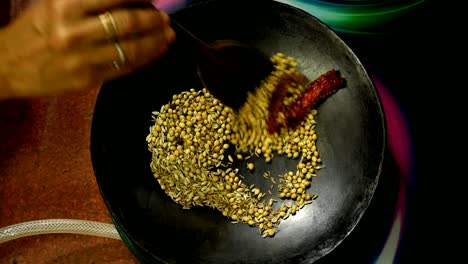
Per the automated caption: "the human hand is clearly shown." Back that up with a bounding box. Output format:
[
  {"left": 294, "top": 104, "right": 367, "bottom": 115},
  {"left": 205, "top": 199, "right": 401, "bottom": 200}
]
[{"left": 0, "top": 0, "right": 175, "bottom": 98}]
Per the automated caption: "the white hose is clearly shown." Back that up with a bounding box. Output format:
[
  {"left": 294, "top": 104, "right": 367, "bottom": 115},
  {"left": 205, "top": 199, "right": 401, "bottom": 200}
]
[{"left": 0, "top": 219, "right": 121, "bottom": 243}]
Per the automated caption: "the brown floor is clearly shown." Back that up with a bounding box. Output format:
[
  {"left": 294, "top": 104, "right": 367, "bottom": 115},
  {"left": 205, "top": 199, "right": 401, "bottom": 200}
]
[{"left": 0, "top": 88, "right": 139, "bottom": 263}]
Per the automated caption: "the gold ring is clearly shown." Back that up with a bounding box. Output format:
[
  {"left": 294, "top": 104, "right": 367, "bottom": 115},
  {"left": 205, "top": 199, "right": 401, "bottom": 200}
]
[
  {"left": 112, "top": 41, "right": 127, "bottom": 70},
  {"left": 99, "top": 11, "right": 118, "bottom": 41}
]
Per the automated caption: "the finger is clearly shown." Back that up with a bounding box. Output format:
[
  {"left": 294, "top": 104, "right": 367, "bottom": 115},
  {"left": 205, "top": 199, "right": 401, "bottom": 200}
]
[
  {"left": 89, "top": 25, "right": 175, "bottom": 81},
  {"left": 121, "top": 23, "right": 176, "bottom": 69},
  {"left": 48, "top": 7, "right": 170, "bottom": 51},
  {"left": 55, "top": 7, "right": 168, "bottom": 47},
  {"left": 79, "top": 0, "right": 154, "bottom": 15},
  {"left": 94, "top": 8, "right": 170, "bottom": 44},
  {"left": 113, "top": 8, "right": 171, "bottom": 41}
]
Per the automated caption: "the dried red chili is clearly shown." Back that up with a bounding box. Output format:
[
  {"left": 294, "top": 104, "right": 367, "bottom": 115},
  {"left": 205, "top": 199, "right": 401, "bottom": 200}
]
[
  {"left": 266, "top": 72, "right": 306, "bottom": 134},
  {"left": 267, "top": 69, "right": 346, "bottom": 134}
]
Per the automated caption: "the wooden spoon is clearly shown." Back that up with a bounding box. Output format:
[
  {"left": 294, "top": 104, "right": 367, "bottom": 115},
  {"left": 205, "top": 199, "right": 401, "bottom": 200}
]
[{"left": 170, "top": 20, "right": 274, "bottom": 111}]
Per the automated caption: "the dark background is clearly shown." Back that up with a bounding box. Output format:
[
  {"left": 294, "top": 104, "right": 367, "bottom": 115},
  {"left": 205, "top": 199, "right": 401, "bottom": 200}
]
[{"left": 315, "top": 1, "right": 453, "bottom": 263}]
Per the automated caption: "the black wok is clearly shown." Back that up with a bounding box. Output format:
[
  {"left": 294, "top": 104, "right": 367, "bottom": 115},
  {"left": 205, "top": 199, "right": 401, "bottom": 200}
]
[{"left": 90, "top": 0, "right": 386, "bottom": 263}]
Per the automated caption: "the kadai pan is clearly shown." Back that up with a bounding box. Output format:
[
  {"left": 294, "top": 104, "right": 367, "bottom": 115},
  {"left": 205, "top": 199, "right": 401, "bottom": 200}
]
[{"left": 90, "top": 0, "right": 386, "bottom": 263}]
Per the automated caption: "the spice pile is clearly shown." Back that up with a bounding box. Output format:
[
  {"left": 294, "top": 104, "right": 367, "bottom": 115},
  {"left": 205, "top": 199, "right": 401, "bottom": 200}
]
[{"left": 146, "top": 52, "right": 345, "bottom": 237}]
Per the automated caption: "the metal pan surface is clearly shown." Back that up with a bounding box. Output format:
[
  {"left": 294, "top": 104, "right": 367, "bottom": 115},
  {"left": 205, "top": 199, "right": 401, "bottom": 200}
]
[{"left": 90, "top": 0, "right": 386, "bottom": 263}]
